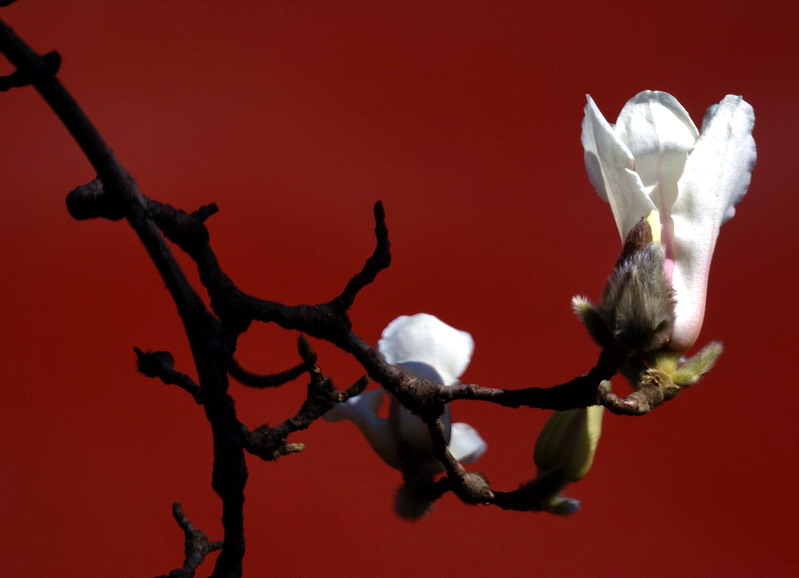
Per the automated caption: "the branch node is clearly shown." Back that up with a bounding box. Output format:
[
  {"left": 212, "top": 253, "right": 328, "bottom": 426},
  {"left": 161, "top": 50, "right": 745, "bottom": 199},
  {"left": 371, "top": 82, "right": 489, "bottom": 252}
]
[
  {"left": 66, "top": 178, "right": 126, "bottom": 221},
  {"left": 0, "top": 49, "right": 60, "bottom": 92},
  {"left": 134, "top": 347, "right": 203, "bottom": 404},
  {"left": 157, "top": 502, "right": 222, "bottom": 578}
]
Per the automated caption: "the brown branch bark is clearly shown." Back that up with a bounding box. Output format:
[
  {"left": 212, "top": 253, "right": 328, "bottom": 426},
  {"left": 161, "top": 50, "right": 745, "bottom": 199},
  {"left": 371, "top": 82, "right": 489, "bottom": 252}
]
[
  {"left": 135, "top": 348, "right": 204, "bottom": 404},
  {"left": 158, "top": 503, "right": 223, "bottom": 578}
]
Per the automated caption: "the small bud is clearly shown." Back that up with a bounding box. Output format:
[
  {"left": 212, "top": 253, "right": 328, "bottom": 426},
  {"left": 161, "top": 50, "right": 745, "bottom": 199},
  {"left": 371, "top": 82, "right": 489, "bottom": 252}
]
[
  {"left": 672, "top": 342, "right": 723, "bottom": 386},
  {"left": 296, "top": 335, "right": 317, "bottom": 365},
  {"left": 574, "top": 216, "right": 676, "bottom": 355},
  {"left": 543, "top": 495, "right": 581, "bottom": 516},
  {"left": 282, "top": 442, "right": 305, "bottom": 454},
  {"left": 534, "top": 385, "right": 607, "bottom": 483},
  {"left": 601, "top": 240, "right": 675, "bottom": 353},
  {"left": 572, "top": 296, "right": 613, "bottom": 350},
  {"left": 645, "top": 342, "right": 724, "bottom": 389}
]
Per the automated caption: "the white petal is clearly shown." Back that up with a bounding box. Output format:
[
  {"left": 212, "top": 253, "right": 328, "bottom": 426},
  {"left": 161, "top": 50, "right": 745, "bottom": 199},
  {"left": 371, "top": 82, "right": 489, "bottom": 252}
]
[
  {"left": 323, "top": 389, "right": 401, "bottom": 469},
  {"left": 669, "top": 95, "right": 756, "bottom": 350},
  {"left": 581, "top": 98, "right": 610, "bottom": 203},
  {"left": 582, "top": 95, "right": 655, "bottom": 241},
  {"left": 614, "top": 91, "right": 698, "bottom": 249},
  {"left": 447, "top": 422, "right": 487, "bottom": 463},
  {"left": 614, "top": 91, "right": 698, "bottom": 170},
  {"left": 388, "top": 395, "right": 452, "bottom": 457},
  {"left": 378, "top": 314, "right": 473, "bottom": 386}
]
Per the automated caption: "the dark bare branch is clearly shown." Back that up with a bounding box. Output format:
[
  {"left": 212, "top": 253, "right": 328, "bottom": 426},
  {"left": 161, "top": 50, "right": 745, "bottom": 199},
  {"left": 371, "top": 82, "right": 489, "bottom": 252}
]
[
  {"left": 0, "top": 49, "right": 58, "bottom": 91},
  {"left": 227, "top": 357, "right": 307, "bottom": 389},
  {"left": 157, "top": 502, "right": 223, "bottom": 578},
  {"left": 441, "top": 350, "right": 619, "bottom": 410},
  {"left": 135, "top": 347, "right": 204, "bottom": 404},
  {"left": 243, "top": 337, "right": 368, "bottom": 461},
  {"left": 0, "top": 22, "right": 248, "bottom": 576},
  {"left": 333, "top": 201, "right": 391, "bottom": 311}
]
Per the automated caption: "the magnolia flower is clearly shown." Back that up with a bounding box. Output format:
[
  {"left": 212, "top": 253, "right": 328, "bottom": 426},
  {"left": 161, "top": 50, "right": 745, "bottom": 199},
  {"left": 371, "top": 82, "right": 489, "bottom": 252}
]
[
  {"left": 324, "top": 314, "right": 486, "bottom": 476},
  {"left": 581, "top": 91, "right": 756, "bottom": 351}
]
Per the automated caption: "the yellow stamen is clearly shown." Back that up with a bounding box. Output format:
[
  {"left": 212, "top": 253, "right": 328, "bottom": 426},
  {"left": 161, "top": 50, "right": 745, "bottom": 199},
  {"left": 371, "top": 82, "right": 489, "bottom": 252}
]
[{"left": 646, "top": 209, "right": 662, "bottom": 243}]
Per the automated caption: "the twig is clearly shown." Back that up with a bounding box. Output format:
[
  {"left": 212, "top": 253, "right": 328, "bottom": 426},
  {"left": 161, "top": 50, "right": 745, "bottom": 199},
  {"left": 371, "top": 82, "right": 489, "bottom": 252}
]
[
  {"left": 134, "top": 348, "right": 204, "bottom": 405},
  {"left": 157, "top": 502, "right": 223, "bottom": 578},
  {"left": 332, "top": 201, "right": 391, "bottom": 311},
  {"left": 243, "top": 337, "right": 368, "bottom": 461},
  {"left": 227, "top": 357, "right": 307, "bottom": 389}
]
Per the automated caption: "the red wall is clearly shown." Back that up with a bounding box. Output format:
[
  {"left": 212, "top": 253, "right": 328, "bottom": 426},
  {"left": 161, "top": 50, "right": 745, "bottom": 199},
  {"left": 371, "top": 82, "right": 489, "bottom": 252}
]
[{"left": 1, "top": 1, "right": 796, "bottom": 576}]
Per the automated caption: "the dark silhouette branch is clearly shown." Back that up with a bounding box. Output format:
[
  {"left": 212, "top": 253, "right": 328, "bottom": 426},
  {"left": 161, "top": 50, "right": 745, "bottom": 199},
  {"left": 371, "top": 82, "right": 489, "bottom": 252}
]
[
  {"left": 441, "top": 350, "right": 620, "bottom": 410},
  {"left": 0, "top": 49, "right": 59, "bottom": 91},
  {"left": 157, "top": 502, "right": 223, "bottom": 578},
  {"left": 333, "top": 201, "right": 391, "bottom": 311},
  {"left": 135, "top": 348, "right": 204, "bottom": 405},
  {"left": 0, "top": 21, "right": 247, "bottom": 577},
  {"left": 243, "top": 337, "right": 368, "bottom": 461},
  {"left": 227, "top": 357, "right": 307, "bottom": 389}
]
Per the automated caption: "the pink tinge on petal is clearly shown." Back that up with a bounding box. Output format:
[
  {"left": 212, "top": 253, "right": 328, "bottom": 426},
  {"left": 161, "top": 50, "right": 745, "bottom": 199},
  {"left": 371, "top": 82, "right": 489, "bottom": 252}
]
[
  {"left": 670, "top": 305, "right": 705, "bottom": 352},
  {"left": 668, "top": 257, "right": 707, "bottom": 352},
  {"left": 663, "top": 257, "right": 674, "bottom": 284}
]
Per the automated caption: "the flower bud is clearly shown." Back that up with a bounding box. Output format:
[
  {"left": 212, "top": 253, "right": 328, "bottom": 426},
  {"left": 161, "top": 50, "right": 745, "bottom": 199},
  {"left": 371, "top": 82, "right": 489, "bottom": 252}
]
[{"left": 533, "top": 390, "right": 606, "bottom": 483}]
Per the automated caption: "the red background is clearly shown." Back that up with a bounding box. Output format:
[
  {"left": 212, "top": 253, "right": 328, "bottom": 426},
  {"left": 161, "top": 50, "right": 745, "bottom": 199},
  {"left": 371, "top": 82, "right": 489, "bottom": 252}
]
[{"left": 1, "top": 1, "right": 796, "bottom": 576}]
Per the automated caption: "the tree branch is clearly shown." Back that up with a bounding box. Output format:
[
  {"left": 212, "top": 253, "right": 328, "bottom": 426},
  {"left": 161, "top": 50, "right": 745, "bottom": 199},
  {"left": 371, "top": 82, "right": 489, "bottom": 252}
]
[
  {"left": 0, "top": 21, "right": 247, "bottom": 577},
  {"left": 135, "top": 348, "right": 204, "bottom": 405},
  {"left": 227, "top": 357, "right": 307, "bottom": 389},
  {"left": 0, "top": 49, "right": 59, "bottom": 91},
  {"left": 243, "top": 337, "right": 368, "bottom": 461},
  {"left": 157, "top": 502, "right": 223, "bottom": 578},
  {"left": 332, "top": 201, "right": 391, "bottom": 311}
]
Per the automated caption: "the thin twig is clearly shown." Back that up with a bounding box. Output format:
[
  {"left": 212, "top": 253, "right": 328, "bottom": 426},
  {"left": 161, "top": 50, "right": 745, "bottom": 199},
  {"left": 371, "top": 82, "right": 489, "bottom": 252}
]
[
  {"left": 243, "top": 337, "right": 368, "bottom": 461},
  {"left": 134, "top": 348, "right": 204, "bottom": 404},
  {"left": 157, "top": 502, "right": 223, "bottom": 578},
  {"left": 227, "top": 357, "right": 307, "bottom": 389}
]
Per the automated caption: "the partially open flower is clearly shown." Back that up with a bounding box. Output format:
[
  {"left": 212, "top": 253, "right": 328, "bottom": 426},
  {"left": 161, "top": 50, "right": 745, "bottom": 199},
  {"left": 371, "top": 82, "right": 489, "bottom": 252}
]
[
  {"left": 324, "top": 314, "right": 486, "bottom": 476},
  {"left": 580, "top": 91, "right": 756, "bottom": 351}
]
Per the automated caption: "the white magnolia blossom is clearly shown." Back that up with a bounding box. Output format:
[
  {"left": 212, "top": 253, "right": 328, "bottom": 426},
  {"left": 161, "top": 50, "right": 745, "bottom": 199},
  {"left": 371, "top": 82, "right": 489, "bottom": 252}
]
[
  {"left": 324, "top": 314, "right": 486, "bottom": 475},
  {"left": 582, "top": 90, "right": 756, "bottom": 351}
]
